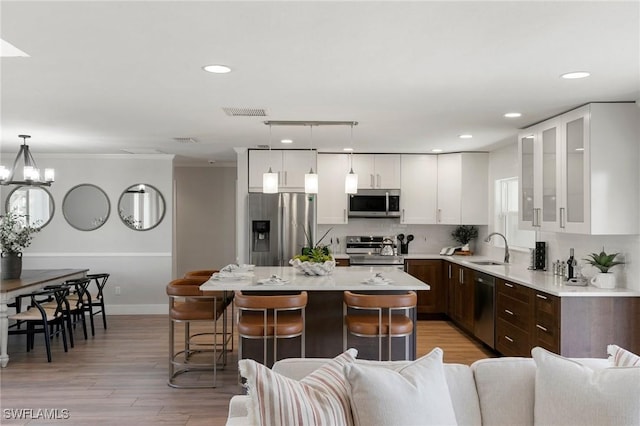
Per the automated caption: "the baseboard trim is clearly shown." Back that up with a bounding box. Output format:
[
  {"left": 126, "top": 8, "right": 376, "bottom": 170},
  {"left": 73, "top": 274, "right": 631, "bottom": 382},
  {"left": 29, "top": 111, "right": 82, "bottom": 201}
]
[{"left": 108, "top": 304, "right": 168, "bottom": 315}]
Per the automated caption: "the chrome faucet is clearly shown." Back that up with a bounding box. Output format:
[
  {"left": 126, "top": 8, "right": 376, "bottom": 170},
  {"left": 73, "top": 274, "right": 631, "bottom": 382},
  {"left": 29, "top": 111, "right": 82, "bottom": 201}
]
[{"left": 484, "top": 232, "right": 510, "bottom": 263}]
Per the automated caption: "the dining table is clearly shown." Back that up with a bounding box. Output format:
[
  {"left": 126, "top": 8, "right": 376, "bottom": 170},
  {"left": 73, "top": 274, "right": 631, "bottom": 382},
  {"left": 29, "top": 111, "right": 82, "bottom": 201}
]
[
  {"left": 200, "top": 265, "right": 430, "bottom": 361},
  {"left": 0, "top": 269, "right": 88, "bottom": 367}
]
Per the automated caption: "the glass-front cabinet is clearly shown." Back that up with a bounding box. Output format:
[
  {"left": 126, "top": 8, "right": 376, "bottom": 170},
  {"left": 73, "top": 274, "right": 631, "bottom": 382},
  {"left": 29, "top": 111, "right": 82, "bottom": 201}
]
[{"left": 518, "top": 103, "right": 638, "bottom": 235}]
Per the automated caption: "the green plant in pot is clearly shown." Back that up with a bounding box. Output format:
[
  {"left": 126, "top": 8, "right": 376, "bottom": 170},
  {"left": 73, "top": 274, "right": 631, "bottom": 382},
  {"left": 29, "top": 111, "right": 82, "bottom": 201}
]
[
  {"left": 451, "top": 225, "right": 478, "bottom": 252},
  {"left": 0, "top": 210, "right": 40, "bottom": 279},
  {"left": 290, "top": 225, "right": 334, "bottom": 275},
  {"left": 583, "top": 248, "right": 624, "bottom": 289}
]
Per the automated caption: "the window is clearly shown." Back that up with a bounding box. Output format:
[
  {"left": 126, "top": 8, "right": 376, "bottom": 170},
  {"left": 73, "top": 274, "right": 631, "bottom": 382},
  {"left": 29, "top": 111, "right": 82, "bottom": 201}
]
[{"left": 494, "top": 177, "right": 535, "bottom": 249}]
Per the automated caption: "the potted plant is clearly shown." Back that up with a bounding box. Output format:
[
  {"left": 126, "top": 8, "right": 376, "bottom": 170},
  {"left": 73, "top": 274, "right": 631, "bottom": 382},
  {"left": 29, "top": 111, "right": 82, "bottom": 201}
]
[
  {"left": 451, "top": 225, "right": 478, "bottom": 253},
  {"left": 0, "top": 211, "right": 40, "bottom": 279},
  {"left": 290, "top": 226, "right": 335, "bottom": 275},
  {"left": 583, "top": 248, "right": 624, "bottom": 289}
]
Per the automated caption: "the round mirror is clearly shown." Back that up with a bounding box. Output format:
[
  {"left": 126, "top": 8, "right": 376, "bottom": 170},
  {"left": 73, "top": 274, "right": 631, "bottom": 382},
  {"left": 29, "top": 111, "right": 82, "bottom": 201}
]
[
  {"left": 62, "top": 184, "right": 110, "bottom": 231},
  {"left": 5, "top": 186, "right": 55, "bottom": 229},
  {"left": 118, "top": 184, "right": 166, "bottom": 231}
]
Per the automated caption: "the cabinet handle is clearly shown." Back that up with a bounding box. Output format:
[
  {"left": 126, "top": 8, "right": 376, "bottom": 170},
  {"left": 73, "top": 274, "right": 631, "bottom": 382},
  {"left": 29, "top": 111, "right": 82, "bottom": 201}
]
[
  {"left": 560, "top": 207, "right": 566, "bottom": 228},
  {"left": 536, "top": 208, "right": 542, "bottom": 227},
  {"left": 343, "top": 209, "right": 347, "bottom": 222},
  {"left": 460, "top": 269, "right": 464, "bottom": 283},
  {"left": 402, "top": 209, "right": 405, "bottom": 222},
  {"left": 505, "top": 335, "right": 514, "bottom": 343},
  {"left": 504, "top": 309, "right": 514, "bottom": 316},
  {"left": 532, "top": 208, "right": 537, "bottom": 227},
  {"left": 536, "top": 324, "right": 548, "bottom": 332},
  {"left": 448, "top": 264, "right": 452, "bottom": 279},
  {"left": 370, "top": 174, "right": 374, "bottom": 188},
  {"left": 284, "top": 171, "right": 288, "bottom": 185},
  {"left": 376, "top": 174, "right": 381, "bottom": 188},
  {"left": 504, "top": 282, "right": 514, "bottom": 288},
  {"left": 437, "top": 209, "right": 442, "bottom": 223},
  {"left": 536, "top": 294, "right": 548, "bottom": 300}
]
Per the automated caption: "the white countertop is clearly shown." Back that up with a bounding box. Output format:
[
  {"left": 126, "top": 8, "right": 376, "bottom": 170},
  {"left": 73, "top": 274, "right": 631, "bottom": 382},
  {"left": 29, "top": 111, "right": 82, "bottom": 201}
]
[
  {"left": 199, "top": 266, "right": 430, "bottom": 292},
  {"left": 404, "top": 253, "right": 640, "bottom": 297}
]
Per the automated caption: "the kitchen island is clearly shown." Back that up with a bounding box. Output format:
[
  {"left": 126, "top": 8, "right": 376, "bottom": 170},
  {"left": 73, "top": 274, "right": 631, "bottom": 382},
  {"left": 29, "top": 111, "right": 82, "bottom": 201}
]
[{"left": 200, "top": 266, "right": 430, "bottom": 361}]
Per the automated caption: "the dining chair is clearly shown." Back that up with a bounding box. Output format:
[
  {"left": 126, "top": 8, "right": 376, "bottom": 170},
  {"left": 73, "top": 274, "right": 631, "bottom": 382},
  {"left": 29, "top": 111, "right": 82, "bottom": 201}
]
[
  {"left": 86, "top": 273, "right": 110, "bottom": 332},
  {"left": 343, "top": 290, "right": 417, "bottom": 361},
  {"left": 8, "top": 286, "right": 70, "bottom": 362},
  {"left": 56, "top": 278, "right": 93, "bottom": 342}
]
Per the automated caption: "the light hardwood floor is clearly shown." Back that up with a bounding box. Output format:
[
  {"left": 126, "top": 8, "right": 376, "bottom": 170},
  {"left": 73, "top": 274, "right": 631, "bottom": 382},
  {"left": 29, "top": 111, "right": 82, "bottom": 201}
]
[{"left": 0, "top": 314, "right": 495, "bottom": 425}]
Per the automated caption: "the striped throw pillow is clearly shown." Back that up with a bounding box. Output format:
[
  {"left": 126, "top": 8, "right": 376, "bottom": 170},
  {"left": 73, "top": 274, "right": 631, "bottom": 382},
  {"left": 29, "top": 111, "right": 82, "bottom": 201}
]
[
  {"left": 607, "top": 344, "right": 640, "bottom": 367},
  {"left": 239, "top": 349, "right": 357, "bottom": 426}
]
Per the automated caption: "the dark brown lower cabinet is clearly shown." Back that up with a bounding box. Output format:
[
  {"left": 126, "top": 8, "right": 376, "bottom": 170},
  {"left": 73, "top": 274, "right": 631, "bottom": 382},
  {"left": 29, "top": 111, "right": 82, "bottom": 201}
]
[{"left": 404, "top": 259, "right": 444, "bottom": 314}]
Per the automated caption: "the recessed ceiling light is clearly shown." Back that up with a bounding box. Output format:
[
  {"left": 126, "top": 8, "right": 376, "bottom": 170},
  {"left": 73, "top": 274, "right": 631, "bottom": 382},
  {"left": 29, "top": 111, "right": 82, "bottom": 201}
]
[
  {"left": 458, "top": 134, "right": 473, "bottom": 139},
  {"left": 281, "top": 139, "right": 293, "bottom": 144},
  {"left": 432, "top": 148, "right": 443, "bottom": 153},
  {"left": 575, "top": 147, "right": 585, "bottom": 151},
  {"left": 203, "top": 64, "right": 232, "bottom": 74},
  {"left": 343, "top": 147, "right": 354, "bottom": 152},
  {"left": 561, "top": 71, "right": 590, "bottom": 79},
  {"left": 504, "top": 112, "right": 522, "bottom": 118}
]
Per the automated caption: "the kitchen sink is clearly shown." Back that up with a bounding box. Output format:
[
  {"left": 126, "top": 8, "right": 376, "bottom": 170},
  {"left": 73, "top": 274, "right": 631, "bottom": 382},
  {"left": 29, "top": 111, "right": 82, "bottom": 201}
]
[{"left": 470, "top": 261, "right": 503, "bottom": 266}]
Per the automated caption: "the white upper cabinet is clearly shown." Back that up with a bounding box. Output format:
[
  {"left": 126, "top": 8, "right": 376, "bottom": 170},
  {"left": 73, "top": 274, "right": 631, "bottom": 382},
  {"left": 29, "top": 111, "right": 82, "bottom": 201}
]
[
  {"left": 400, "top": 155, "right": 438, "bottom": 224},
  {"left": 518, "top": 103, "right": 638, "bottom": 235},
  {"left": 436, "top": 153, "right": 488, "bottom": 225},
  {"left": 249, "top": 150, "right": 316, "bottom": 192},
  {"left": 351, "top": 154, "right": 401, "bottom": 189},
  {"left": 317, "top": 153, "right": 350, "bottom": 224}
]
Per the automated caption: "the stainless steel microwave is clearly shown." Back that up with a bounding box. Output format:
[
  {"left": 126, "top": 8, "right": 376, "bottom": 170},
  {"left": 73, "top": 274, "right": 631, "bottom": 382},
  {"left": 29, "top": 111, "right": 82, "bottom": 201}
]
[{"left": 348, "top": 189, "right": 401, "bottom": 218}]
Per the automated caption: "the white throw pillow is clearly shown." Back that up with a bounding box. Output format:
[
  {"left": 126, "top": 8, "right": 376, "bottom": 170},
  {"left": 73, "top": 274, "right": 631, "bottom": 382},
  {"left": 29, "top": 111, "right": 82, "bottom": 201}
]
[
  {"left": 607, "top": 344, "right": 640, "bottom": 367},
  {"left": 238, "top": 349, "right": 357, "bottom": 426},
  {"left": 344, "top": 348, "right": 458, "bottom": 426},
  {"left": 532, "top": 346, "right": 640, "bottom": 426}
]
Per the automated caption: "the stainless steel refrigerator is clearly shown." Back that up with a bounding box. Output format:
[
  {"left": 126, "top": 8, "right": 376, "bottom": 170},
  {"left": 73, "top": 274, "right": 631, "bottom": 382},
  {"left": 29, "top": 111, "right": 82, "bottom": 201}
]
[{"left": 248, "top": 193, "right": 317, "bottom": 266}]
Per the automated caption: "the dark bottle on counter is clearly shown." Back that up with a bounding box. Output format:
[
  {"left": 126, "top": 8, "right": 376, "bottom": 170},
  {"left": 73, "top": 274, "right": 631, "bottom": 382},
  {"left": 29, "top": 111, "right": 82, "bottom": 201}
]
[{"left": 567, "top": 248, "right": 576, "bottom": 280}]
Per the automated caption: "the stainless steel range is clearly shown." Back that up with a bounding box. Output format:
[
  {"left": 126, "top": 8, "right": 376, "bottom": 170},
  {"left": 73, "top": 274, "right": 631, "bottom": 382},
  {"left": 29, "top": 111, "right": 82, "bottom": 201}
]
[{"left": 346, "top": 235, "right": 404, "bottom": 265}]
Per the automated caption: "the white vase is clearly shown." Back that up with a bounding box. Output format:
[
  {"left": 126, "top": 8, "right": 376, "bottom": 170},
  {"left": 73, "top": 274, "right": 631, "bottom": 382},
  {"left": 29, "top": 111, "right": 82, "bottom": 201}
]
[{"left": 590, "top": 272, "right": 616, "bottom": 289}]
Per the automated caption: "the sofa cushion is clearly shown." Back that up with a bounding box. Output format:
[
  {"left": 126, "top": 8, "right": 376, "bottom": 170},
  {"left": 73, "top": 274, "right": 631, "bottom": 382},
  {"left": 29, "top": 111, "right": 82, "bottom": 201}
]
[
  {"left": 607, "top": 344, "right": 640, "bottom": 367},
  {"left": 471, "top": 357, "right": 536, "bottom": 426},
  {"left": 273, "top": 356, "right": 481, "bottom": 425},
  {"left": 344, "top": 348, "right": 457, "bottom": 426},
  {"left": 238, "top": 349, "right": 357, "bottom": 426},
  {"left": 532, "top": 347, "right": 640, "bottom": 426}
]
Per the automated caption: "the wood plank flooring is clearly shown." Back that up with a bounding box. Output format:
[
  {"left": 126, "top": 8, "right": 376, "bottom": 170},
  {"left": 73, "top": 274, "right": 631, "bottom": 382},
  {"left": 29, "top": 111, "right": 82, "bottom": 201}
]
[{"left": 0, "top": 314, "right": 495, "bottom": 425}]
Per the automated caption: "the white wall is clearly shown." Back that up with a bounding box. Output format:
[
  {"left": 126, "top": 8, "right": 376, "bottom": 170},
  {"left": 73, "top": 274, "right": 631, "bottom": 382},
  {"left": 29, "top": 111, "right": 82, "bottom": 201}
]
[
  {"left": 1, "top": 154, "right": 174, "bottom": 314},
  {"left": 174, "top": 165, "right": 237, "bottom": 276}
]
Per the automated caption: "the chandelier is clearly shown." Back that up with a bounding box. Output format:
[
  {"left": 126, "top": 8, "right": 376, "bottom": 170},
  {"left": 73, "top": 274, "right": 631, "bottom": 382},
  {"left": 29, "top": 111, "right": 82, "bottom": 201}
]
[{"left": 0, "top": 135, "right": 55, "bottom": 186}]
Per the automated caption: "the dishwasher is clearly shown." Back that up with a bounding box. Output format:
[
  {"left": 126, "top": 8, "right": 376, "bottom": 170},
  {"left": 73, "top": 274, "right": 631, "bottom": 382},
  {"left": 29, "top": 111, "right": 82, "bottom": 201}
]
[{"left": 474, "top": 272, "right": 495, "bottom": 349}]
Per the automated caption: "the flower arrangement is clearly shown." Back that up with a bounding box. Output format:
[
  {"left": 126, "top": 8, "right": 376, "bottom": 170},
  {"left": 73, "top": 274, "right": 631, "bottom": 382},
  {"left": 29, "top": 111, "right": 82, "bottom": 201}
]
[
  {"left": 583, "top": 248, "right": 624, "bottom": 273},
  {"left": 0, "top": 211, "right": 40, "bottom": 254}
]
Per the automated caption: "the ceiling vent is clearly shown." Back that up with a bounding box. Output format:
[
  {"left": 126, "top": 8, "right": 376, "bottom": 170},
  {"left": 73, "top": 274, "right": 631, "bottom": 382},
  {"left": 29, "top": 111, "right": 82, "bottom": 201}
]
[
  {"left": 223, "top": 107, "right": 268, "bottom": 117},
  {"left": 256, "top": 144, "right": 270, "bottom": 149},
  {"left": 174, "top": 137, "right": 198, "bottom": 144}
]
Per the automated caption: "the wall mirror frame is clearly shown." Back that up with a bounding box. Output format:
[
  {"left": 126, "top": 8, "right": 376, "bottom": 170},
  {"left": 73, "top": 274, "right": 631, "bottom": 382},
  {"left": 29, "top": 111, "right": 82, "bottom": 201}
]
[
  {"left": 118, "top": 183, "right": 166, "bottom": 231},
  {"left": 62, "top": 183, "right": 111, "bottom": 231},
  {"left": 4, "top": 186, "right": 55, "bottom": 229}
]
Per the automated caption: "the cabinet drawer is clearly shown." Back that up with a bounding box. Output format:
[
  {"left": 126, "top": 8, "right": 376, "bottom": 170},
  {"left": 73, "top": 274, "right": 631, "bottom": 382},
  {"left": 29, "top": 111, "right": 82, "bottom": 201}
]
[
  {"left": 497, "top": 293, "right": 531, "bottom": 331},
  {"left": 496, "top": 319, "right": 531, "bottom": 357},
  {"left": 497, "top": 279, "right": 532, "bottom": 304},
  {"left": 335, "top": 258, "right": 350, "bottom": 267},
  {"left": 533, "top": 312, "right": 560, "bottom": 353},
  {"left": 534, "top": 292, "right": 558, "bottom": 316}
]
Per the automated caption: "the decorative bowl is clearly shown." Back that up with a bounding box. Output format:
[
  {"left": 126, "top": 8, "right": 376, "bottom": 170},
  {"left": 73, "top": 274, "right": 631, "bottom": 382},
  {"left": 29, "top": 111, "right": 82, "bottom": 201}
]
[{"left": 289, "top": 258, "right": 336, "bottom": 276}]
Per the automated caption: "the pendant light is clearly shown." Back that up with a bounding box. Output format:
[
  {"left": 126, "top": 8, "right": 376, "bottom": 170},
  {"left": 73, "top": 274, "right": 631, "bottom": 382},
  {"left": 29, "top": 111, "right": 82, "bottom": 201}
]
[
  {"left": 304, "top": 125, "right": 318, "bottom": 194},
  {"left": 262, "top": 124, "right": 278, "bottom": 193},
  {"left": 344, "top": 124, "right": 358, "bottom": 194},
  {"left": 0, "top": 135, "right": 55, "bottom": 186}
]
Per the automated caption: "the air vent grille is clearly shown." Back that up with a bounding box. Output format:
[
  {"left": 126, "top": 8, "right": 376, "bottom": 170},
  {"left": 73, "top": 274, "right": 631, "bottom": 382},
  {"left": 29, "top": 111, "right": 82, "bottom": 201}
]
[
  {"left": 256, "top": 144, "right": 270, "bottom": 149},
  {"left": 174, "top": 137, "right": 198, "bottom": 144},
  {"left": 223, "top": 107, "right": 268, "bottom": 117}
]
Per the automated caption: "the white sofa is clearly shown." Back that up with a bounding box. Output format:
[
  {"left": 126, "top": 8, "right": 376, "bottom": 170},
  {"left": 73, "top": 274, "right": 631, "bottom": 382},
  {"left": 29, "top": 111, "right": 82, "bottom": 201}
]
[{"left": 225, "top": 354, "right": 623, "bottom": 426}]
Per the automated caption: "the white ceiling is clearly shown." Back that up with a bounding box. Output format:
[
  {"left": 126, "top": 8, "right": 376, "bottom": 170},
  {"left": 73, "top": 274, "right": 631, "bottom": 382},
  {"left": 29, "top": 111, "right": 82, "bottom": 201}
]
[{"left": 1, "top": 1, "right": 638, "bottom": 165}]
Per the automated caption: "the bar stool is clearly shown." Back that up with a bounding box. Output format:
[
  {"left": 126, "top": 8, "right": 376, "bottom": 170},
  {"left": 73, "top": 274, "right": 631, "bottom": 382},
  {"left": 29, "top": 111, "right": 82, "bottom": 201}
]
[
  {"left": 166, "top": 278, "right": 226, "bottom": 388},
  {"left": 184, "top": 269, "right": 233, "bottom": 364},
  {"left": 234, "top": 291, "right": 307, "bottom": 368},
  {"left": 343, "top": 291, "right": 417, "bottom": 361}
]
